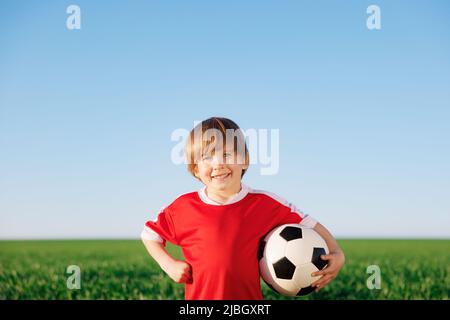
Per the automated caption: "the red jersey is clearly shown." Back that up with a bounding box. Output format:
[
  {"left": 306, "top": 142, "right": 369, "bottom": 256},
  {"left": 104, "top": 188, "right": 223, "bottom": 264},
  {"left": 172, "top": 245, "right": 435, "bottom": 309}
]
[{"left": 141, "top": 184, "right": 317, "bottom": 300}]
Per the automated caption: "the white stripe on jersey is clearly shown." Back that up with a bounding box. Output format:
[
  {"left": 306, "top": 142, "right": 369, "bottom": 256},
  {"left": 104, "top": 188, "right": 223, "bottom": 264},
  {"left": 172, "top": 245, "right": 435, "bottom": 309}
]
[{"left": 249, "top": 188, "right": 318, "bottom": 228}]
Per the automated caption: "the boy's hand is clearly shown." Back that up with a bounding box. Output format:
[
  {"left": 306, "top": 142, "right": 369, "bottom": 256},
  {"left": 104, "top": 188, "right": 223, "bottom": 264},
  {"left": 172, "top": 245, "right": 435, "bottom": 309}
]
[
  {"left": 311, "top": 249, "right": 345, "bottom": 292},
  {"left": 162, "top": 259, "right": 193, "bottom": 284}
]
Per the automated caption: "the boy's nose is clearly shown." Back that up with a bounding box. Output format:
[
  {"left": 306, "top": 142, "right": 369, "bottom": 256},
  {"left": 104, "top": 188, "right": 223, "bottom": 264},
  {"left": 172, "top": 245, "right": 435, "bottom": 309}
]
[{"left": 211, "top": 155, "right": 225, "bottom": 166}]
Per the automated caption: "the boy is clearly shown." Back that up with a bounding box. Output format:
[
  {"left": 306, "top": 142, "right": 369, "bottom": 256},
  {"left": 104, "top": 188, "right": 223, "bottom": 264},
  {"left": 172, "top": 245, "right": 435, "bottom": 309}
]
[{"left": 141, "top": 117, "right": 345, "bottom": 300}]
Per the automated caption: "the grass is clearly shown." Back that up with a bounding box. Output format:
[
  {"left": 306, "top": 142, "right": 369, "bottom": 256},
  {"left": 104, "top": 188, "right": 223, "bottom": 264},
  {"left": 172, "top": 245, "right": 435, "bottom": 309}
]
[{"left": 0, "top": 239, "right": 448, "bottom": 300}]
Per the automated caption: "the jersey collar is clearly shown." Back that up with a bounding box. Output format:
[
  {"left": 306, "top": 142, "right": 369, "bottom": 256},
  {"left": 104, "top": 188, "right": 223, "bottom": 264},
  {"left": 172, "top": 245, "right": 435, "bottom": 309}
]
[{"left": 198, "top": 183, "right": 250, "bottom": 205}]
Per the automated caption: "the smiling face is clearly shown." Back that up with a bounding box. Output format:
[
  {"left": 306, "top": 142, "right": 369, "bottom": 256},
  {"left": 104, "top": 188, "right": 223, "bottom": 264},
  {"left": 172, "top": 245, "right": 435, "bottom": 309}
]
[
  {"left": 194, "top": 146, "right": 248, "bottom": 195},
  {"left": 186, "top": 117, "right": 250, "bottom": 198}
]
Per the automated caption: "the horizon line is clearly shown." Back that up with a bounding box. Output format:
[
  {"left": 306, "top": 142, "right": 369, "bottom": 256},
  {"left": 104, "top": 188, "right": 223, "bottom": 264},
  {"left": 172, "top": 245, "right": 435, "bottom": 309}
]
[{"left": 0, "top": 237, "right": 449, "bottom": 241}]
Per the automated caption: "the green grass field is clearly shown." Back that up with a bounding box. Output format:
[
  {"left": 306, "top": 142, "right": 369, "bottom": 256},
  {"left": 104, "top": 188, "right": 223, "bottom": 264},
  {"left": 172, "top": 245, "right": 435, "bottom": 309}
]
[{"left": 0, "top": 240, "right": 449, "bottom": 300}]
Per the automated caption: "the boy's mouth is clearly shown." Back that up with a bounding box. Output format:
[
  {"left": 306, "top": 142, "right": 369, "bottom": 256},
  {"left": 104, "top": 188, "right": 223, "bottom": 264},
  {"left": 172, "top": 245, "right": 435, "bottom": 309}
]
[{"left": 211, "top": 172, "right": 231, "bottom": 181}]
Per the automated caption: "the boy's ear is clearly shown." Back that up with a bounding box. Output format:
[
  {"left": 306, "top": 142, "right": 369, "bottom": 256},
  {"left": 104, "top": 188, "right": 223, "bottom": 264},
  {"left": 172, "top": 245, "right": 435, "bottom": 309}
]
[{"left": 193, "top": 165, "right": 199, "bottom": 178}]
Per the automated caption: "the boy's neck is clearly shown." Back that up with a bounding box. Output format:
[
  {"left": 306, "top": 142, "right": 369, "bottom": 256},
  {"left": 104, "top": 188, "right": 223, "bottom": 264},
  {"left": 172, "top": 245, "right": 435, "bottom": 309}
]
[{"left": 205, "top": 183, "right": 242, "bottom": 204}]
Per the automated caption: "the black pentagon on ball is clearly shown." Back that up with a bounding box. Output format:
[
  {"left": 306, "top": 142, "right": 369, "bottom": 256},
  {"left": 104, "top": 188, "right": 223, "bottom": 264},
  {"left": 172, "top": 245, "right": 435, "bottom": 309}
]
[
  {"left": 311, "top": 247, "right": 327, "bottom": 270},
  {"left": 279, "top": 226, "right": 303, "bottom": 241},
  {"left": 273, "top": 257, "right": 296, "bottom": 279},
  {"left": 258, "top": 240, "right": 266, "bottom": 261},
  {"left": 297, "top": 285, "right": 315, "bottom": 296}
]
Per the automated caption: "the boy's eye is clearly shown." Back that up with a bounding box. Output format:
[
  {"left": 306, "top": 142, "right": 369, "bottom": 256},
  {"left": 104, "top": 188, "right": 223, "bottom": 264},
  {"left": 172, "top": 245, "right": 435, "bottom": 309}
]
[{"left": 201, "top": 152, "right": 233, "bottom": 162}]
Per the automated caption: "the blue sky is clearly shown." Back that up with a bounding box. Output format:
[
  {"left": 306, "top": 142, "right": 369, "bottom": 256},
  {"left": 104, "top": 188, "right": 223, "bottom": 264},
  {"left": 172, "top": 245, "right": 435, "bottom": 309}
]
[{"left": 1, "top": 0, "right": 449, "bottom": 239}]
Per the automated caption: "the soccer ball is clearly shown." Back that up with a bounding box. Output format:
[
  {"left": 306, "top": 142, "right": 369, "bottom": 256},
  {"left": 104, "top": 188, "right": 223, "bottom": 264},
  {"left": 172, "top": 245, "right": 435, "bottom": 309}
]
[{"left": 258, "top": 224, "right": 329, "bottom": 296}]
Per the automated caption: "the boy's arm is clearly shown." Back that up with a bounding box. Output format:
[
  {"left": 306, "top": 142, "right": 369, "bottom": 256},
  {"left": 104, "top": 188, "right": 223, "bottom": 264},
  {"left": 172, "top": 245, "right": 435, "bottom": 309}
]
[
  {"left": 311, "top": 222, "right": 345, "bottom": 291},
  {"left": 142, "top": 239, "right": 192, "bottom": 284},
  {"left": 313, "top": 222, "right": 343, "bottom": 254}
]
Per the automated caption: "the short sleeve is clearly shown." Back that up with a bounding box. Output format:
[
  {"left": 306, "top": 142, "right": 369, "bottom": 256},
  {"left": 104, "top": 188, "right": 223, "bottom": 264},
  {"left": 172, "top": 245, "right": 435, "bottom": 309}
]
[
  {"left": 141, "top": 207, "right": 179, "bottom": 246},
  {"left": 277, "top": 201, "right": 318, "bottom": 228},
  {"left": 258, "top": 190, "right": 318, "bottom": 228}
]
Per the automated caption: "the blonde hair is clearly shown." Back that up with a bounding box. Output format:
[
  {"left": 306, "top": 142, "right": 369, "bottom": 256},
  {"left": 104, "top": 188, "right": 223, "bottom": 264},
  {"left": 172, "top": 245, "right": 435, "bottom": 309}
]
[{"left": 185, "top": 117, "right": 250, "bottom": 180}]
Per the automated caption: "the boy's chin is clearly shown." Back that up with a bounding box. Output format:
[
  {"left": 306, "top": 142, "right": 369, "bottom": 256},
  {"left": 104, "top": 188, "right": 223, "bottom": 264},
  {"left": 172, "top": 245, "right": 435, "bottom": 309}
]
[
  {"left": 210, "top": 179, "right": 239, "bottom": 190},
  {"left": 210, "top": 182, "right": 229, "bottom": 189}
]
